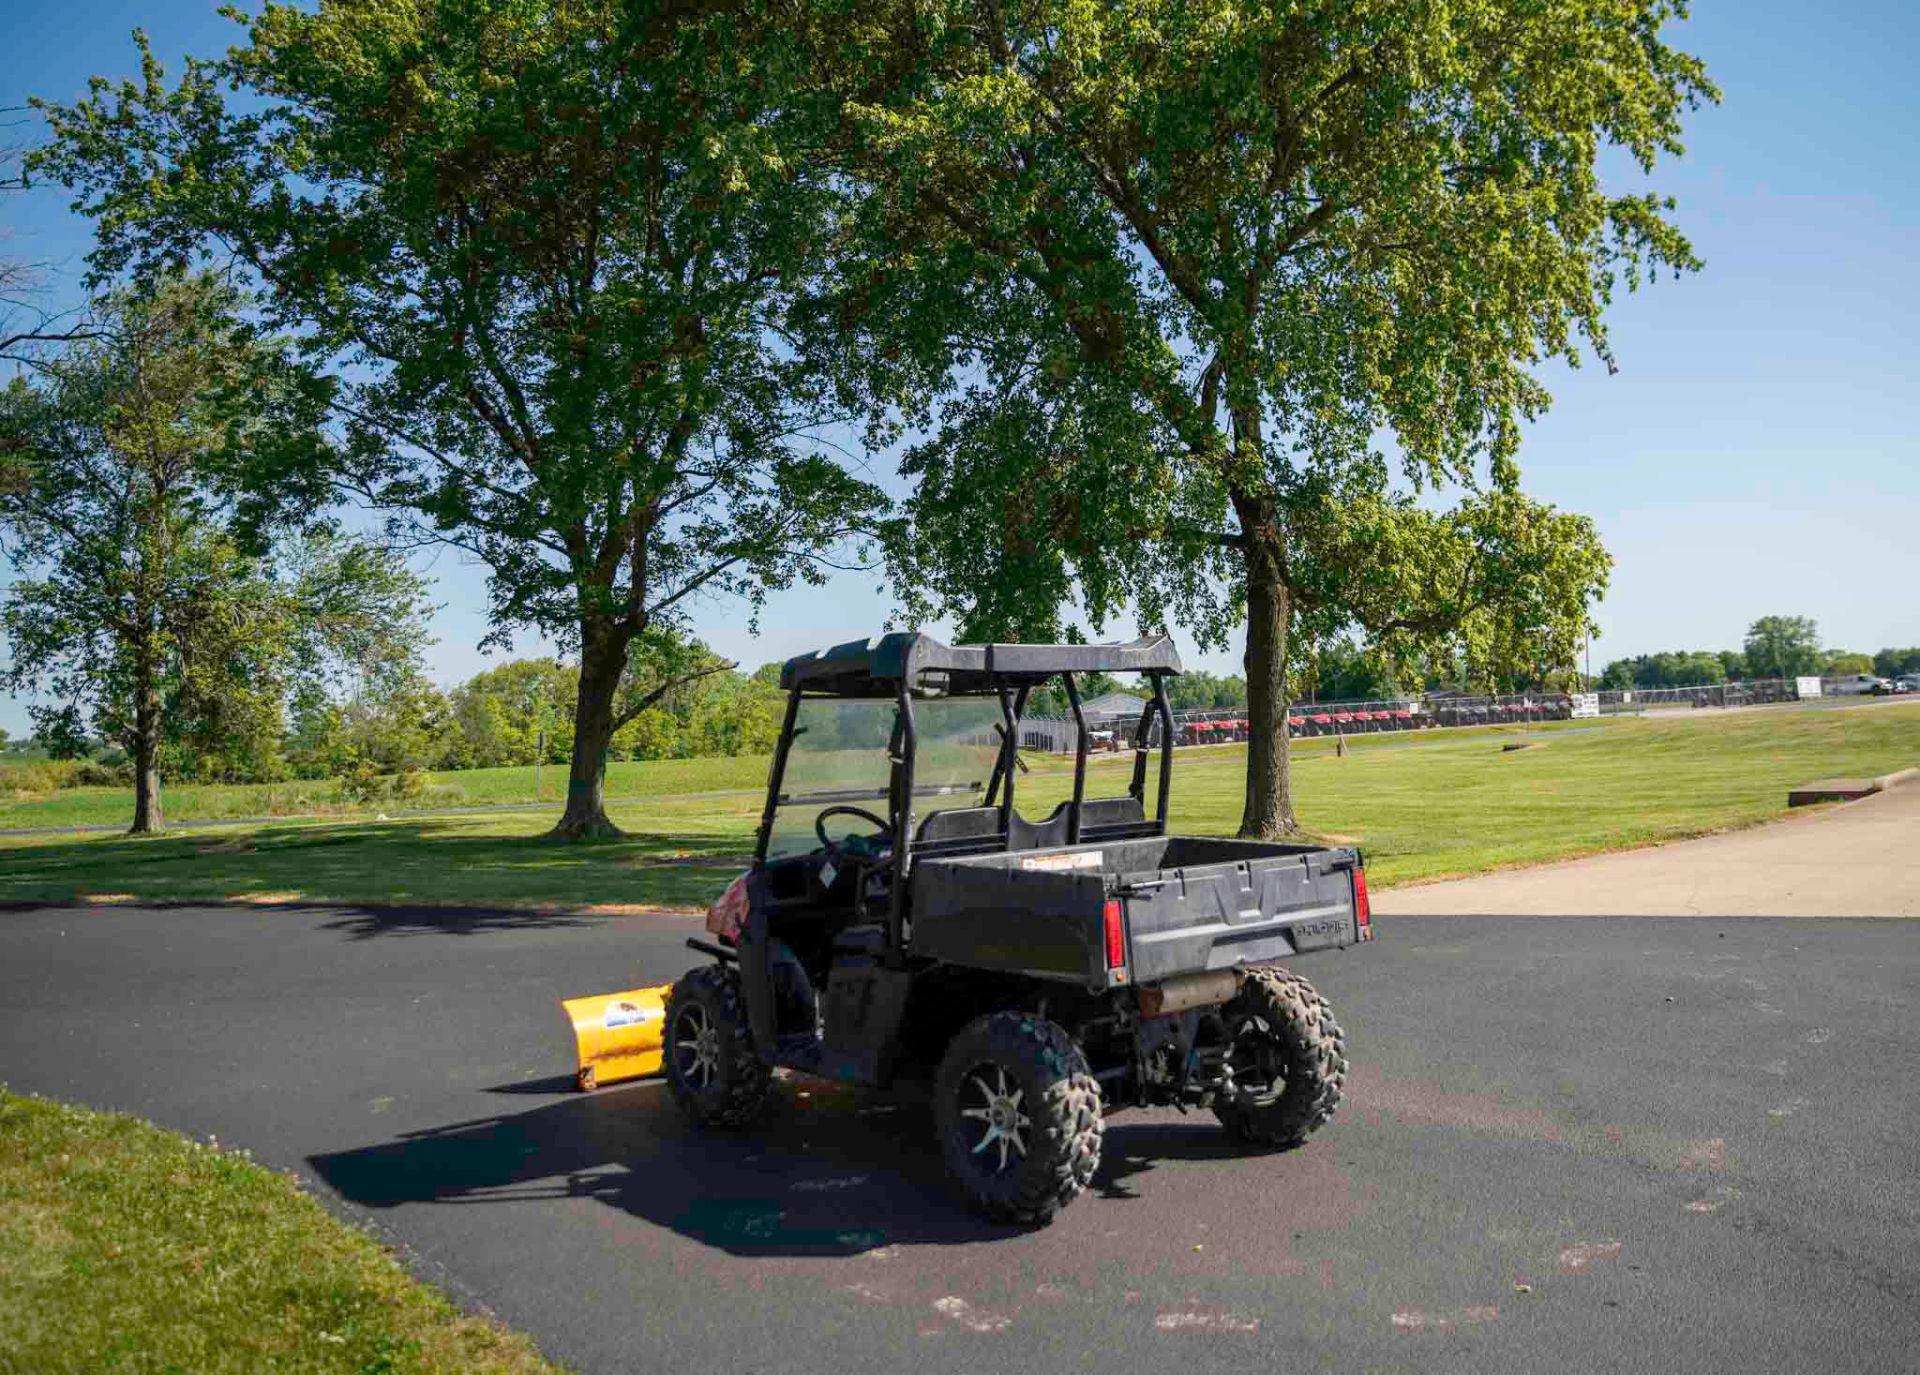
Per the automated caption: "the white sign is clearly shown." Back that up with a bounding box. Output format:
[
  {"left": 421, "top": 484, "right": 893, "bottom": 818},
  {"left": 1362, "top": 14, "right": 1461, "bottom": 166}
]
[
  {"left": 1795, "top": 676, "right": 1823, "bottom": 699},
  {"left": 1570, "top": 693, "right": 1601, "bottom": 719}
]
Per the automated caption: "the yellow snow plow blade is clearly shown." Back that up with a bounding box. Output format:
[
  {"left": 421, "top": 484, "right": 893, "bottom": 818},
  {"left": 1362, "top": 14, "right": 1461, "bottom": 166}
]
[{"left": 562, "top": 985, "right": 671, "bottom": 1091}]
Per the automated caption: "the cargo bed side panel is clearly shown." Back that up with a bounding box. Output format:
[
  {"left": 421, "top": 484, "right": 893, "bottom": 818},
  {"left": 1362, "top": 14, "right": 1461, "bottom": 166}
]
[
  {"left": 908, "top": 860, "right": 1107, "bottom": 983},
  {"left": 1122, "top": 851, "right": 1358, "bottom": 984},
  {"left": 909, "top": 838, "right": 1358, "bottom": 987}
]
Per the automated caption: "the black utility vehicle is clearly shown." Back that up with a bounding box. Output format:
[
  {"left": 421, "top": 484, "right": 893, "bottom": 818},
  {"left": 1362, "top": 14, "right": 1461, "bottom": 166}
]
[{"left": 666, "top": 633, "right": 1374, "bottom": 1223}]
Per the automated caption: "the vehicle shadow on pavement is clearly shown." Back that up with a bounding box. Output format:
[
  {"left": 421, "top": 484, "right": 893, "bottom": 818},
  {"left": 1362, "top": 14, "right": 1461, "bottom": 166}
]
[
  {"left": 310, "top": 1078, "right": 1014, "bottom": 1254},
  {"left": 313, "top": 905, "right": 600, "bottom": 941},
  {"left": 1090, "top": 1119, "right": 1256, "bottom": 1201},
  {"left": 309, "top": 1080, "right": 1261, "bottom": 1255}
]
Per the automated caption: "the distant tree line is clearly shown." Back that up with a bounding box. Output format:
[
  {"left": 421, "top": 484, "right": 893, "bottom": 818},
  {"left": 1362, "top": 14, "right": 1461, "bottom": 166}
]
[
  {"left": 15, "top": 648, "right": 787, "bottom": 792},
  {"left": 1597, "top": 616, "right": 1915, "bottom": 690}
]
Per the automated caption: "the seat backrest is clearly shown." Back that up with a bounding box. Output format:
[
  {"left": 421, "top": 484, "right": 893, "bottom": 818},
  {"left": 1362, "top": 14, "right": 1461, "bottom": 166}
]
[
  {"left": 915, "top": 806, "right": 1003, "bottom": 846},
  {"left": 916, "top": 796, "right": 1152, "bottom": 854},
  {"left": 1076, "top": 795, "right": 1147, "bottom": 832}
]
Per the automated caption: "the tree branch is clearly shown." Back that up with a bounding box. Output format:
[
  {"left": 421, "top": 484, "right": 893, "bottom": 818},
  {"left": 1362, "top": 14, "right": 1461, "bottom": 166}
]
[{"left": 610, "top": 659, "right": 735, "bottom": 731}]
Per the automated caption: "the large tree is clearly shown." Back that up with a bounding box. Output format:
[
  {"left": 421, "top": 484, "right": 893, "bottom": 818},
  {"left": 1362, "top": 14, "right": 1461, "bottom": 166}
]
[
  {"left": 36, "top": 2, "right": 904, "bottom": 837},
  {"left": 1743, "top": 615, "right": 1822, "bottom": 680},
  {"left": 833, "top": 0, "right": 1704, "bottom": 834},
  {"left": 0, "top": 274, "right": 407, "bottom": 831}
]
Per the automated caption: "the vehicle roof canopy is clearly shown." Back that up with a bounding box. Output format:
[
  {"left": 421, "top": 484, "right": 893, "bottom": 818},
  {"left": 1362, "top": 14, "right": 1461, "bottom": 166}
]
[{"left": 778, "top": 632, "right": 1183, "bottom": 698}]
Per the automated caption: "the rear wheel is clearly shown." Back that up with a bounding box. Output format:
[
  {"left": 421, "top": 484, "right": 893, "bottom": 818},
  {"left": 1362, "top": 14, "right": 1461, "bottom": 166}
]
[
  {"left": 664, "top": 965, "right": 770, "bottom": 1128},
  {"left": 1212, "top": 966, "right": 1347, "bottom": 1148},
  {"left": 934, "top": 1012, "right": 1104, "bottom": 1225}
]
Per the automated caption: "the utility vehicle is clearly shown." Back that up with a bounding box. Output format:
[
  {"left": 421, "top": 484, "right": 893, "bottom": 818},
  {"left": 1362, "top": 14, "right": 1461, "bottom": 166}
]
[{"left": 666, "top": 633, "right": 1373, "bottom": 1223}]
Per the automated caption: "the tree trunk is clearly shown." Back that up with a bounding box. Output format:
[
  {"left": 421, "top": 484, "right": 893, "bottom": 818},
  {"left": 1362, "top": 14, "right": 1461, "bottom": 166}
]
[
  {"left": 1237, "top": 520, "right": 1298, "bottom": 839},
  {"left": 547, "top": 624, "right": 626, "bottom": 840},
  {"left": 128, "top": 642, "right": 164, "bottom": 836}
]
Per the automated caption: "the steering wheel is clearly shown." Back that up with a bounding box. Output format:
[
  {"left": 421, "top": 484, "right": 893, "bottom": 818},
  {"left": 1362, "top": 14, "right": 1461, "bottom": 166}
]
[{"left": 814, "top": 804, "right": 893, "bottom": 852}]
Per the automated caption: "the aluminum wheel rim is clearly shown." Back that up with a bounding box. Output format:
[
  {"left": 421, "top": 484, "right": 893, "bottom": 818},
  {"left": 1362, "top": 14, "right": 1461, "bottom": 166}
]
[
  {"left": 674, "top": 1004, "right": 721, "bottom": 1090},
  {"left": 1227, "top": 1013, "right": 1288, "bottom": 1106},
  {"left": 958, "top": 1065, "right": 1031, "bottom": 1174}
]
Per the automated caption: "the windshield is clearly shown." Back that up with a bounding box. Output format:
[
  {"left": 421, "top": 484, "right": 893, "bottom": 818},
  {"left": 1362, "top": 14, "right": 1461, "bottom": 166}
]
[{"left": 763, "top": 695, "right": 1004, "bottom": 860}]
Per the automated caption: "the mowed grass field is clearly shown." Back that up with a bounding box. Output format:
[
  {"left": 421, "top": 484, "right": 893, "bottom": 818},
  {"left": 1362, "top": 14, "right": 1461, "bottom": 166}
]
[
  {"left": 1, "top": 703, "right": 1914, "bottom": 909},
  {"left": 0, "top": 753, "right": 776, "bottom": 831}
]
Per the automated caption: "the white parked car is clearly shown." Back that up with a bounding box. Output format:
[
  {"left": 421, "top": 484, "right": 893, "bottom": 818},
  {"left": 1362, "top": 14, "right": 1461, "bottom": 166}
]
[
  {"left": 1895, "top": 674, "right": 1920, "bottom": 694},
  {"left": 1828, "top": 673, "right": 1892, "bottom": 696}
]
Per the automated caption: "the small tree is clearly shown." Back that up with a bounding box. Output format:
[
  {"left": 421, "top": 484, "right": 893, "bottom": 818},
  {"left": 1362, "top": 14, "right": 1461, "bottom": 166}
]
[
  {"left": 0, "top": 274, "right": 334, "bottom": 831},
  {"left": 1743, "top": 616, "right": 1822, "bottom": 680},
  {"left": 38, "top": 8, "right": 905, "bottom": 837}
]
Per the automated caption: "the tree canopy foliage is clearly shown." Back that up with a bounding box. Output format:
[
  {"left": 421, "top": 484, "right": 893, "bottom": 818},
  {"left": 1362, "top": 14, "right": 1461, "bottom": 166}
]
[
  {"left": 829, "top": 0, "right": 1707, "bottom": 833},
  {"left": 23, "top": 3, "right": 1731, "bottom": 839},
  {"left": 34, "top": 1, "right": 908, "bottom": 836},
  {"left": 1742, "top": 615, "right": 1823, "bottom": 680}
]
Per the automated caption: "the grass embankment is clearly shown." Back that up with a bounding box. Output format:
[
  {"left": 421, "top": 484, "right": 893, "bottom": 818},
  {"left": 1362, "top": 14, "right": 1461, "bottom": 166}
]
[
  {"left": 0, "top": 704, "right": 1913, "bottom": 908},
  {"left": 0, "top": 1090, "right": 563, "bottom": 1375},
  {"left": 0, "top": 753, "right": 774, "bottom": 831}
]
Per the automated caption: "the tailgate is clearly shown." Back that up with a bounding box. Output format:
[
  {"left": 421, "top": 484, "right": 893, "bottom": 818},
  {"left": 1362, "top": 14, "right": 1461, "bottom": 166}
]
[{"left": 1121, "top": 846, "right": 1363, "bottom": 984}]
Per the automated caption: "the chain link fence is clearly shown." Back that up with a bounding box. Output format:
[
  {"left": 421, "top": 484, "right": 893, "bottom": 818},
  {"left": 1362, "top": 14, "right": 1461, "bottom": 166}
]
[{"left": 1014, "top": 677, "right": 1817, "bottom": 753}]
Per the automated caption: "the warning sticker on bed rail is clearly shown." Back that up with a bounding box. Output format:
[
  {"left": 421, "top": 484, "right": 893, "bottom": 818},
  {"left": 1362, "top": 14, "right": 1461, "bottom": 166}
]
[{"left": 1021, "top": 851, "right": 1105, "bottom": 872}]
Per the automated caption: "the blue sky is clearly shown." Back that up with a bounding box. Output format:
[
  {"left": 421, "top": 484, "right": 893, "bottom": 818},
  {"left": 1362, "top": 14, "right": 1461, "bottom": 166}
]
[{"left": 3, "top": 1, "right": 1917, "bottom": 735}]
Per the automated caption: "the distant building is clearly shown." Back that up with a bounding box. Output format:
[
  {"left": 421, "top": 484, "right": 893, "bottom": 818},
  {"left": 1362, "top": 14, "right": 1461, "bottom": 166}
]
[
  {"left": 1079, "top": 692, "right": 1151, "bottom": 722},
  {"left": 1018, "top": 693, "right": 1152, "bottom": 752}
]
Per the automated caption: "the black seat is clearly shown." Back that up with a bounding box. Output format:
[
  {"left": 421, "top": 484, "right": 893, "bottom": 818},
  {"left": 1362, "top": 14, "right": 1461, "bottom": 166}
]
[
  {"left": 1077, "top": 796, "right": 1148, "bottom": 831},
  {"left": 916, "top": 807, "right": 1003, "bottom": 845},
  {"left": 916, "top": 797, "right": 1151, "bottom": 852}
]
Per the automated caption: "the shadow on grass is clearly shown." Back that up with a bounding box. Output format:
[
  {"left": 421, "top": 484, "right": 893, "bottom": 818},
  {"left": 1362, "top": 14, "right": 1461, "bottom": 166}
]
[
  {"left": 309, "top": 1079, "right": 1283, "bottom": 1258},
  {"left": 0, "top": 818, "right": 749, "bottom": 912}
]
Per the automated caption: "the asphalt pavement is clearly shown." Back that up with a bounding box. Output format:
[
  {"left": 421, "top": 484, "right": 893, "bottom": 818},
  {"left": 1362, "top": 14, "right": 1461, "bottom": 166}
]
[{"left": 3, "top": 903, "right": 1918, "bottom": 1373}]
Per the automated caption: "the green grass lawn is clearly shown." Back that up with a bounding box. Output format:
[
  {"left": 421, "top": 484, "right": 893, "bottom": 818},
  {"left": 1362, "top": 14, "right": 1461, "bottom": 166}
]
[
  {"left": 0, "top": 1090, "right": 564, "bottom": 1375},
  {"left": 0, "top": 753, "right": 776, "bottom": 831},
  {"left": 1, "top": 704, "right": 1913, "bottom": 909},
  {"left": 0, "top": 717, "right": 1586, "bottom": 832}
]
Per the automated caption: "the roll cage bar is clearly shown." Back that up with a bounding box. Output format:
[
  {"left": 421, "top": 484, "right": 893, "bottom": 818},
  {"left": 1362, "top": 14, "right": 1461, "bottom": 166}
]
[{"left": 753, "top": 634, "right": 1184, "bottom": 961}]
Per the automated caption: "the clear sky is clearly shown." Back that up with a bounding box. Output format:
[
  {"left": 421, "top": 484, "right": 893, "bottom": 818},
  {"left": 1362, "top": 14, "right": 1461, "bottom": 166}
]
[{"left": 3, "top": 2, "right": 1916, "bottom": 735}]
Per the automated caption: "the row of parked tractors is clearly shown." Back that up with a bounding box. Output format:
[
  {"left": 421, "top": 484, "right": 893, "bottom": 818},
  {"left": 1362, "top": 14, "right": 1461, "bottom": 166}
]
[{"left": 1173, "top": 697, "right": 1575, "bottom": 745}]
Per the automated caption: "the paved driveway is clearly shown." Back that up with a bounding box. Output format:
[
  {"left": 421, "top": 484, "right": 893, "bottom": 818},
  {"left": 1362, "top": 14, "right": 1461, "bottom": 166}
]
[
  {"left": 1376, "top": 780, "right": 1920, "bottom": 917},
  {"left": 3, "top": 902, "right": 1917, "bottom": 1373}
]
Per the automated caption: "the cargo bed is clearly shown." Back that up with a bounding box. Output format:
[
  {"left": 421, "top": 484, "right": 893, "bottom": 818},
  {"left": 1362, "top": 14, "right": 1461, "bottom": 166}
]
[{"left": 910, "top": 835, "right": 1365, "bottom": 989}]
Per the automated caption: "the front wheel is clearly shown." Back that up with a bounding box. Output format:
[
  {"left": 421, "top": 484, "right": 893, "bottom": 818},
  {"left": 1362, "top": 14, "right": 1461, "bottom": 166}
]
[
  {"left": 934, "top": 1012, "right": 1104, "bottom": 1225},
  {"left": 663, "top": 965, "right": 771, "bottom": 1128},
  {"left": 1212, "top": 966, "right": 1347, "bottom": 1148}
]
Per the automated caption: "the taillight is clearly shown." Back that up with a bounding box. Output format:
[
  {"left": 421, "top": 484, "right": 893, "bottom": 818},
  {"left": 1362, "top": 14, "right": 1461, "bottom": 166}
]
[
  {"left": 1353, "top": 868, "right": 1373, "bottom": 941},
  {"left": 1103, "top": 898, "right": 1128, "bottom": 980}
]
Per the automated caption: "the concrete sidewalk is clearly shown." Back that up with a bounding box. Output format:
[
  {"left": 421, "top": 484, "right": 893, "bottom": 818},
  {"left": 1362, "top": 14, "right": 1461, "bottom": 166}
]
[{"left": 1375, "top": 778, "right": 1920, "bottom": 917}]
